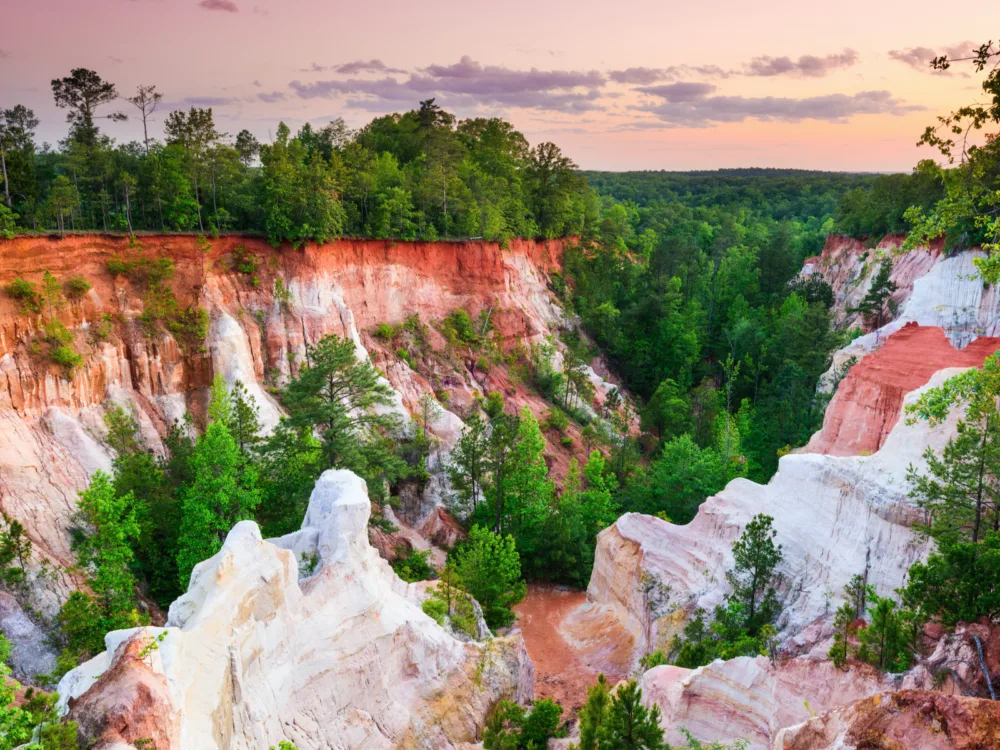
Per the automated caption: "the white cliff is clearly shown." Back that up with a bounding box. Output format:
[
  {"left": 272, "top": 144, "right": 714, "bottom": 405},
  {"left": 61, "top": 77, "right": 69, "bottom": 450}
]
[{"left": 57, "top": 469, "right": 533, "bottom": 750}]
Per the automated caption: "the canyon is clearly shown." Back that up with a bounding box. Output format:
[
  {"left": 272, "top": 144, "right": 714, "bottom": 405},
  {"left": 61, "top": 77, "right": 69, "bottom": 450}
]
[{"left": 1, "top": 232, "right": 1000, "bottom": 748}]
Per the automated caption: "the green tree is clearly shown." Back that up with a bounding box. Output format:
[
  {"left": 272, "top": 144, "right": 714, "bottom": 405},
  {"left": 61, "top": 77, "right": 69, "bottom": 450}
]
[
  {"left": 164, "top": 107, "right": 222, "bottom": 232},
  {"left": 850, "top": 259, "right": 897, "bottom": 330},
  {"left": 281, "top": 334, "right": 403, "bottom": 488},
  {"left": 641, "top": 378, "right": 690, "bottom": 440},
  {"left": 51, "top": 68, "right": 126, "bottom": 147},
  {"left": 451, "top": 525, "right": 526, "bottom": 629},
  {"left": 175, "top": 390, "right": 261, "bottom": 587},
  {"left": 597, "top": 679, "right": 664, "bottom": 750},
  {"left": 447, "top": 411, "right": 489, "bottom": 517},
  {"left": 727, "top": 514, "right": 782, "bottom": 632}
]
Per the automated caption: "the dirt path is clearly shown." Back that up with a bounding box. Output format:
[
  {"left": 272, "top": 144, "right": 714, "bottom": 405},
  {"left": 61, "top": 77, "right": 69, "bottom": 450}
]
[{"left": 514, "top": 583, "right": 632, "bottom": 713}]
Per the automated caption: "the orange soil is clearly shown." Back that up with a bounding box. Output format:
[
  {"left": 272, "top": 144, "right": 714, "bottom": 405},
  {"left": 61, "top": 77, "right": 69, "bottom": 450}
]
[{"left": 514, "top": 583, "right": 632, "bottom": 713}]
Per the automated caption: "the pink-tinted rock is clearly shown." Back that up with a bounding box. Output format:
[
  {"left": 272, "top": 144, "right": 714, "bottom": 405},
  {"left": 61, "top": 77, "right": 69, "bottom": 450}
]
[{"left": 805, "top": 323, "right": 1000, "bottom": 456}]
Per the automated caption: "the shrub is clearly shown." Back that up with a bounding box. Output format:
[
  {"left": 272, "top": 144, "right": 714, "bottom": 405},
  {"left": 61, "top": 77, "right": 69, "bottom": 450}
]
[
  {"left": 4, "top": 278, "right": 42, "bottom": 313},
  {"left": 374, "top": 322, "right": 395, "bottom": 341},
  {"left": 51, "top": 345, "right": 84, "bottom": 375},
  {"left": 391, "top": 548, "right": 435, "bottom": 583},
  {"left": 396, "top": 347, "right": 416, "bottom": 369},
  {"left": 560, "top": 435, "right": 574, "bottom": 448},
  {"left": 64, "top": 276, "right": 92, "bottom": 299},
  {"left": 544, "top": 407, "right": 570, "bottom": 433},
  {"left": 422, "top": 598, "right": 447, "bottom": 625},
  {"left": 230, "top": 245, "right": 259, "bottom": 276},
  {"left": 43, "top": 320, "right": 74, "bottom": 346},
  {"left": 0, "top": 204, "right": 17, "bottom": 240},
  {"left": 166, "top": 306, "right": 209, "bottom": 350},
  {"left": 441, "top": 308, "right": 479, "bottom": 346}
]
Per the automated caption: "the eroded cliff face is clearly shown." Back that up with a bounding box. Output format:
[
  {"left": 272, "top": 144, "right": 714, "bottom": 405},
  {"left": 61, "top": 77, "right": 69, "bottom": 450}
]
[
  {"left": 0, "top": 234, "right": 598, "bottom": 617},
  {"left": 58, "top": 469, "right": 533, "bottom": 750},
  {"left": 802, "top": 235, "right": 1000, "bottom": 456}
]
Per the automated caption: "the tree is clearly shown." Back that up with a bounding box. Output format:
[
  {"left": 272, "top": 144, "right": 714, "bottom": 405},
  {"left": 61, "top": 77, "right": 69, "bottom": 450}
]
[
  {"left": 576, "top": 673, "right": 610, "bottom": 750},
  {"left": 126, "top": 84, "right": 163, "bottom": 155},
  {"left": 46, "top": 176, "right": 79, "bottom": 236},
  {"left": 726, "top": 514, "right": 782, "bottom": 632},
  {"left": 856, "top": 593, "right": 918, "bottom": 672},
  {"left": 164, "top": 107, "right": 223, "bottom": 231},
  {"left": 502, "top": 408, "right": 554, "bottom": 566},
  {"left": 450, "top": 525, "right": 526, "bottom": 629},
  {"left": 175, "top": 386, "right": 261, "bottom": 587},
  {"left": 281, "top": 334, "right": 402, "bottom": 485},
  {"left": 850, "top": 259, "right": 897, "bottom": 330},
  {"left": 448, "top": 411, "right": 489, "bottom": 517},
  {"left": 0, "top": 105, "right": 38, "bottom": 211},
  {"left": 227, "top": 380, "right": 263, "bottom": 459},
  {"left": 235, "top": 129, "right": 260, "bottom": 167},
  {"left": 641, "top": 378, "right": 690, "bottom": 440},
  {"left": 51, "top": 68, "right": 126, "bottom": 147},
  {"left": 597, "top": 679, "right": 665, "bottom": 750}
]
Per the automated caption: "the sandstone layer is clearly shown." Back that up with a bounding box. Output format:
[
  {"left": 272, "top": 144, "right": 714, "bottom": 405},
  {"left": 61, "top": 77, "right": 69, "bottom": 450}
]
[
  {"left": 58, "top": 469, "right": 533, "bottom": 750},
  {"left": 0, "top": 234, "right": 591, "bottom": 618},
  {"left": 805, "top": 322, "right": 1000, "bottom": 456},
  {"left": 583, "top": 369, "right": 967, "bottom": 666}
]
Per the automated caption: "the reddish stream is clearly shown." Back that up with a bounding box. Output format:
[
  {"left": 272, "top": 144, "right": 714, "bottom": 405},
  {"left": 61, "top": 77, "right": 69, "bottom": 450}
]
[{"left": 513, "top": 583, "right": 632, "bottom": 713}]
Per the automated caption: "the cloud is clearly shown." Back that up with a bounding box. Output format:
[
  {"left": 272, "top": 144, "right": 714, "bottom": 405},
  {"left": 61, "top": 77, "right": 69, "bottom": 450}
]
[
  {"left": 334, "top": 59, "right": 407, "bottom": 75},
  {"left": 744, "top": 49, "right": 859, "bottom": 77},
  {"left": 608, "top": 65, "right": 730, "bottom": 84},
  {"left": 638, "top": 87, "right": 923, "bottom": 127},
  {"left": 888, "top": 41, "right": 976, "bottom": 72},
  {"left": 257, "top": 90, "right": 286, "bottom": 103},
  {"left": 290, "top": 56, "right": 607, "bottom": 113},
  {"left": 0, "top": 50, "right": 8, "bottom": 59},
  {"left": 637, "top": 82, "right": 717, "bottom": 102},
  {"left": 198, "top": 0, "right": 238, "bottom": 11},
  {"left": 108, "top": 56, "right": 124, "bottom": 65},
  {"left": 252, "top": 79, "right": 262, "bottom": 88},
  {"left": 418, "top": 55, "right": 604, "bottom": 93}
]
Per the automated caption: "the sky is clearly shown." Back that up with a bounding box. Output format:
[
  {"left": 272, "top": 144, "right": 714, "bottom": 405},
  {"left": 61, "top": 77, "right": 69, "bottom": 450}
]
[{"left": 0, "top": 0, "right": 994, "bottom": 172}]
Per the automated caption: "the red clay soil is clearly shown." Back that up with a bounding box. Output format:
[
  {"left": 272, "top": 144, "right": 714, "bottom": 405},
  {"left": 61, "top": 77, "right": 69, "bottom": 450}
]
[
  {"left": 514, "top": 584, "right": 631, "bottom": 714},
  {"left": 807, "top": 323, "right": 1000, "bottom": 456}
]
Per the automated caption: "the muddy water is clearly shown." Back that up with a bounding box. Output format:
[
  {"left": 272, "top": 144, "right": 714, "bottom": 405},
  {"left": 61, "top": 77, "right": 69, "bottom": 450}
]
[{"left": 514, "top": 583, "right": 632, "bottom": 713}]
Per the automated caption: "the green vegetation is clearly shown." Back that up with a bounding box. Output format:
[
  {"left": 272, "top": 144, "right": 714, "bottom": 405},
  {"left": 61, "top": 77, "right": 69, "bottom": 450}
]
[
  {"left": 391, "top": 547, "right": 434, "bottom": 583},
  {"left": 3, "top": 73, "right": 590, "bottom": 245},
  {"left": 450, "top": 525, "right": 526, "bottom": 629},
  {"left": 571, "top": 675, "right": 665, "bottom": 750},
  {"left": 484, "top": 698, "right": 566, "bottom": 750},
  {"left": 670, "top": 514, "right": 781, "bottom": 668}
]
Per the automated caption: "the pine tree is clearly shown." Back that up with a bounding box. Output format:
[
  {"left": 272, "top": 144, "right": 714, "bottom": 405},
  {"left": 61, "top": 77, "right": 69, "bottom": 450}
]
[
  {"left": 503, "top": 407, "right": 554, "bottom": 565},
  {"left": 576, "top": 673, "right": 610, "bottom": 750},
  {"left": 447, "top": 411, "right": 489, "bottom": 517},
  {"left": 726, "top": 514, "right": 782, "bottom": 634},
  {"left": 851, "top": 258, "right": 897, "bottom": 330},
  {"left": 451, "top": 525, "right": 526, "bottom": 629},
  {"left": 175, "top": 386, "right": 262, "bottom": 587},
  {"left": 597, "top": 679, "right": 665, "bottom": 750}
]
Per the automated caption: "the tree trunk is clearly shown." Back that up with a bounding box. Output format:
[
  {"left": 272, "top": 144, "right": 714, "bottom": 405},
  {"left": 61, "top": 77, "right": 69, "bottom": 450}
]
[
  {"left": 124, "top": 183, "right": 134, "bottom": 235},
  {"left": 0, "top": 150, "right": 10, "bottom": 209}
]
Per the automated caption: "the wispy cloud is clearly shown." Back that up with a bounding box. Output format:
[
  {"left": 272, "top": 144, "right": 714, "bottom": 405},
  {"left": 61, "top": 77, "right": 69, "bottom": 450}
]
[
  {"left": 608, "top": 65, "right": 730, "bottom": 84},
  {"left": 290, "top": 55, "right": 606, "bottom": 113},
  {"left": 0, "top": 49, "right": 9, "bottom": 60},
  {"left": 638, "top": 86, "right": 923, "bottom": 127},
  {"left": 888, "top": 41, "right": 976, "bottom": 72},
  {"left": 744, "top": 49, "right": 859, "bottom": 77},
  {"left": 257, "top": 90, "right": 286, "bottom": 103},
  {"left": 198, "top": 0, "right": 239, "bottom": 12},
  {"left": 300, "top": 59, "right": 407, "bottom": 75}
]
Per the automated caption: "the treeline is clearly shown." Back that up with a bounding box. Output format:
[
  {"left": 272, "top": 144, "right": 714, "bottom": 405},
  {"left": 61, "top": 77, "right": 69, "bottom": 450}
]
[
  {"left": 0, "top": 69, "right": 594, "bottom": 245},
  {"left": 833, "top": 163, "right": 945, "bottom": 240}
]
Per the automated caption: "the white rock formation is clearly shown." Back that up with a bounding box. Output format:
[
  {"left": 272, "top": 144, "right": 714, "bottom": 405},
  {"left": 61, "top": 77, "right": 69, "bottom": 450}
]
[
  {"left": 584, "top": 369, "right": 966, "bottom": 664},
  {"left": 58, "top": 469, "right": 533, "bottom": 750}
]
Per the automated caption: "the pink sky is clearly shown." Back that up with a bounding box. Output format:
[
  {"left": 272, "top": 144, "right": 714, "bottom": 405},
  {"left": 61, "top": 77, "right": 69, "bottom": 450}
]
[{"left": 0, "top": 0, "right": 994, "bottom": 171}]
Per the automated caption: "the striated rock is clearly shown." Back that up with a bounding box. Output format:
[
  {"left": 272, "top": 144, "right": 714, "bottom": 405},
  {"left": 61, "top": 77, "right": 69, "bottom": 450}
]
[
  {"left": 583, "top": 370, "right": 969, "bottom": 664},
  {"left": 773, "top": 690, "right": 1000, "bottom": 750},
  {"left": 57, "top": 469, "right": 533, "bottom": 750},
  {"left": 66, "top": 629, "right": 181, "bottom": 750},
  {"left": 641, "top": 656, "right": 897, "bottom": 749},
  {"left": 0, "top": 234, "right": 575, "bottom": 610},
  {"left": 805, "top": 323, "right": 1000, "bottom": 456}
]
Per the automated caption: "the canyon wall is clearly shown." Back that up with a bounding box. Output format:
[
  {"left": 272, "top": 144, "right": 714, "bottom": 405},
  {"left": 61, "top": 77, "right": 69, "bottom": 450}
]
[
  {"left": 0, "top": 234, "right": 591, "bottom": 620},
  {"left": 57, "top": 469, "right": 533, "bottom": 749}
]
